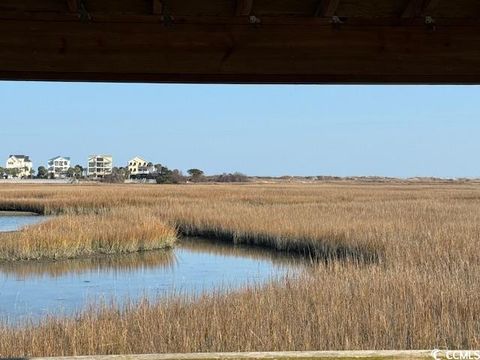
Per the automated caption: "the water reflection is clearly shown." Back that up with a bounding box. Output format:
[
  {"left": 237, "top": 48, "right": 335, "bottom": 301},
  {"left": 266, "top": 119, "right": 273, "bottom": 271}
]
[
  {"left": 179, "top": 237, "right": 306, "bottom": 269},
  {"left": 0, "top": 237, "right": 303, "bottom": 323},
  {"left": 0, "top": 251, "right": 176, "bottom": 279}
]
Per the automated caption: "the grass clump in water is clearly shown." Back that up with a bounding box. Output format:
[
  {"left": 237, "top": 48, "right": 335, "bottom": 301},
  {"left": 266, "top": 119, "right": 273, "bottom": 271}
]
[{"left": 0, "top": 207, "right": 177, "bottom": 261}]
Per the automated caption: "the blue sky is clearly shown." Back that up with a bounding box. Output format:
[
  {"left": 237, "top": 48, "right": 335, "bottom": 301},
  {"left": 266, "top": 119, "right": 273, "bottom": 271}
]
[{"left": 0, "top": 82, "right": 479, "bottom": 177}]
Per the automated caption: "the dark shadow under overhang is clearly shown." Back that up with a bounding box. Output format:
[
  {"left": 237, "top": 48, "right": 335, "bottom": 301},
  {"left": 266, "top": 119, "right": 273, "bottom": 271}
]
[{"left": 1, "top": 0, "right": 480, "bottom": 84}]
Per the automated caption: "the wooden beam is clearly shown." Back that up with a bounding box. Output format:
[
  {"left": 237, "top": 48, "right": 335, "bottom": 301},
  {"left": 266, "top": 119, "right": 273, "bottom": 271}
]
[
  {"left": 402, "top": 0, "right": 439, "bottom": 18},
  {"left": 1, "top": 15, "right": 480, "bottom": 84},
  {"left": 422, "top": 0, "right": 440, "bottom": 15},
  {"left": 235, "top": 0, "right": 253, "bottom": 16},
  {"left": 402, "top": 0, "right": 424, "bottom": 18},
  {"left": 315, "top": 0, "right": 341, "bottom": 17},
  {"left": 152, "top": 0, "right": 163, "bottom": 15},
  {"left": 66, "top": 0, "right": 78, "bottom": 13},
  {"left": 2, "top": 13, "right": 476, "bottom": 26}
]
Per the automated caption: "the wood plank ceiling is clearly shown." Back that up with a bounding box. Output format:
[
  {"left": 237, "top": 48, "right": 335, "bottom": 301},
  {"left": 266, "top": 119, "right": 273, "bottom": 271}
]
[{"left": 0, "top": 0, "right": 480, "bottom": 83}]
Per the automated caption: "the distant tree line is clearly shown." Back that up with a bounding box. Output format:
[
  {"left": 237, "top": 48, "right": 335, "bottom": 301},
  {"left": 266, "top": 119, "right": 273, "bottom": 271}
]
[
  {"left": 2, "top": 162, "right": 248, "bottom": 184},
  {"left": 102, "top": 165, "right": 248, "bottom": 184},
  {"left": 208, "top": 172, "right": 248, "bottom": 183},
  {"left": 0, "top": 166, "right": 35, "bottom": 179},
  {"left": 35, "top": 165, "right": 85, "bottom": 179},
  {"left": 153, "top": 167, "right": 248, "bottom": 184}
]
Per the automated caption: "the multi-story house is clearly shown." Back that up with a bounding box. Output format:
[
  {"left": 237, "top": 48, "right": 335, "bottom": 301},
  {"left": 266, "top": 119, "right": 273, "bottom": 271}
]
[
  {"left": 5, "top": 155, "right": 33, "bottom": 178},
  {"left": 127, "top": 156, "right": 154, "bottom": 178},
  {"left": 47, "top": 156, "right": 71, "bottom": 178},
  {"left": 87, "top": 155, "right": 113, "bottom": 178}
]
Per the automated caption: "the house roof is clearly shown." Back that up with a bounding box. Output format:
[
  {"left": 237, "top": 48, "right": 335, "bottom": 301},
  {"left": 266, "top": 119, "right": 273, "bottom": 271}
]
[
  {"left": 89, "top": 155, "right": 112, "bottom": 158},
  {"left": 49, "top": 156, "right": 71, "bottom": 161},
  {"left": 9, "top": 155, "right": 31, "bottom": 162},
  {"left": 129, "top": 156, "right": 148, "bottom": 163}
]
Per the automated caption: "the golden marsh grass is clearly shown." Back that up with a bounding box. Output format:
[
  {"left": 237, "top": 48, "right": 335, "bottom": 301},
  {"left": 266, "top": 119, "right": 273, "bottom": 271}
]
[
  {"left": 0, "top": 182, "right": 479, "bottom": 355},
  {"left": 0, "top": 207, "right": 176, "bottom": 261}
]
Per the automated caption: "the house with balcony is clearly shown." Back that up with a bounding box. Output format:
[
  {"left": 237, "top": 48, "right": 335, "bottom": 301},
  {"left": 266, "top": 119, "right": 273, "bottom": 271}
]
[
  {"left": 47, "top": 156, "right": 71, "bottom": 178},
  {"left": 87, "top": 155, "right": 113, "bottom": 178},
  {"left": 127, "top": 156, "right": 155, "bottom": 179},
  {"left": 5, "top": 155, "right": 33, "bottom": 178}
]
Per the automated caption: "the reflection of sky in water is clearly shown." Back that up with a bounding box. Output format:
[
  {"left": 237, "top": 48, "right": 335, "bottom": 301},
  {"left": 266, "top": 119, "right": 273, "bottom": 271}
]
[
  {"left": 0, "top": 218, "right": 302, "bottom": 323},
  {"left": 0, "top": 215, "right": 46, "bottom": 232}
]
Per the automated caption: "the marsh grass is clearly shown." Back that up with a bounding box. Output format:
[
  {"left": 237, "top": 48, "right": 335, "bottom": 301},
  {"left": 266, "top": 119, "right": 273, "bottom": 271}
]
[
  {"left": 0, "top": 264, "right": 478, "bottom": 356},
  {"left": 0, "top": 183, "right": 479, "bottom": 355},
  {"left": 0, "top": 207, "right": 176, "bottom": 261}
]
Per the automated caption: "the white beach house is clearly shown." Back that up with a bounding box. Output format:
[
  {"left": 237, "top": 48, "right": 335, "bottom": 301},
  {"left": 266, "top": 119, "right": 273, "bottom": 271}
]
[
  {"left": 87, "top": 155, "right": 113, "bottom": 178},
  {"left": 47, "top": 156, "right": 71, "bottom": 178},
  {"left": 5, "top": 155, "right": 33, "bottom": 178},
  {"left": 127, "top": 156, "right": 154, "bottom": 178}
]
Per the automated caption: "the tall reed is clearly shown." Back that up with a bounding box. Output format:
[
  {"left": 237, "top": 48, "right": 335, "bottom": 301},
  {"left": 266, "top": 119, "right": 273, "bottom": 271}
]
[
  {"left": 0, "top": 207, "right": 176, "bottom": 261},
  {"left": 0, "top": 182, "right": 479, "bottom": 355}
]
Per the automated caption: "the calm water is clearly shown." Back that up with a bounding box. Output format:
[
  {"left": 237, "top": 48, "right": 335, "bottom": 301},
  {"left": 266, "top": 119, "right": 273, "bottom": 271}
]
[
  {"left": 0, "top": 214, "right": 47, "bottom": 232},
  {"left": 0, "top": 217, "right": 302, "bottom": 323}
]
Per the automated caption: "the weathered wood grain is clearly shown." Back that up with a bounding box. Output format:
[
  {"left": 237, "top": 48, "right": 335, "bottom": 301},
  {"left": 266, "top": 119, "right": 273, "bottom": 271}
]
[
  {"left": 0, "top": 0, "right": 479, "bottom": 83},
  {"left": 1, "top": 14, "right": 480, "bottom": 84}
]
